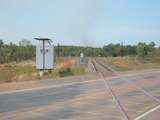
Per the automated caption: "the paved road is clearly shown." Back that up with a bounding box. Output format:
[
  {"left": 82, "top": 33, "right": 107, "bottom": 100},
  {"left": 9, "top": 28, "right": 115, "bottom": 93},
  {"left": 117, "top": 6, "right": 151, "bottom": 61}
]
[
  {"left": 141, "top": 108, "right": 160, "bottom": 120},
  {"left": 0, "top": 72, "right": 160, "bottom": 120}
]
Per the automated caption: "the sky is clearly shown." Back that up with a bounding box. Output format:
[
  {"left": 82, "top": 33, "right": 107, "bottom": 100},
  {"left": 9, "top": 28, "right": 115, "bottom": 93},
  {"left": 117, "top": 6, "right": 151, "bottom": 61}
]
[{"left": 0, "top": 0, "right": 160, "bottom": 47}]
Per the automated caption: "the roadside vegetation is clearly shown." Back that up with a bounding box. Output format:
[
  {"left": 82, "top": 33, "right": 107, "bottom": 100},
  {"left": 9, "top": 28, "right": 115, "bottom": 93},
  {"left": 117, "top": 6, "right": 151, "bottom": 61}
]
[
  {"left": 0, "top": 39, "right": 160, "bottom": 82},
  {"left": 98, "top": 42, "right": 160, "bottom": 71},
  {"left": 98, "top": 56, "right": 160, "bottom": 71},
  {"left": 0, "top": 39, "right": 157, "bottom": 63},
  {"left": 43, "top": 57, "right": 85, "bottom": 79},
  {"left": 0, "top": 57, "right": 85, "bottom": 83},
  {"left": 0, "top": 63, "right": 36, "bottom": 82}
]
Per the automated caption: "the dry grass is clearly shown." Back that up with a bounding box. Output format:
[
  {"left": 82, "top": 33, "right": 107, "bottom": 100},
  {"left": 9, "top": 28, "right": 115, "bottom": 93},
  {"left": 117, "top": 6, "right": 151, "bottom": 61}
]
[
  {"left": 0, "top": 65, "right": 37, "bottom": 82},
  {"left": 98, "top": 56, "right": 160, "bottom": 71},
  {"left": 0, "top": 57, "right": 86, "bottom": 83}
]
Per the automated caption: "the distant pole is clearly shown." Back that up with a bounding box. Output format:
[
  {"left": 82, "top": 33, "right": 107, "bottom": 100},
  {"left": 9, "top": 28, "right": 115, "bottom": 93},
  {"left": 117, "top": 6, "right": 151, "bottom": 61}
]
[
  {"left": 57, "top": 43, "right": 60, "bottom": 57},
  {"left": 92, "top": 48, "right": 94, "bottom": 57},
  {"left": 121, "top": 41, "right": 124, "bottom": 57}
]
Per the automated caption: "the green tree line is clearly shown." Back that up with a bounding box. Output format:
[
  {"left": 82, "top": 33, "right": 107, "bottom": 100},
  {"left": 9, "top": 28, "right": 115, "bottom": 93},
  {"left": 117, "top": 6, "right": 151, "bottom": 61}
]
[
  {"left": 0, "top": 39, "right": 35, "bottom": 63},
  {"left": 0, "top": 39, "right": 159, "bottom": 64},
  {"left": 54, "top": 42, "right": 157, "bottom": 58}
]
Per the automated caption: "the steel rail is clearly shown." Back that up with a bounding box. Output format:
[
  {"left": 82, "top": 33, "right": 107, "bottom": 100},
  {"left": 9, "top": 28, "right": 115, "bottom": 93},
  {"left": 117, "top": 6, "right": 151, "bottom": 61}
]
[
  {"left": 94, "top": 59, "right": 160, "bottom": 120},
  {"left": 91, "top": 60, "right": 130, "bottom": 120},
  {"left": 96, "top": 60, "right": 115, "bottom": 73},
  {"left": 96, "top": 60, "right": 160, "bottom": 103},
  {"left": 124, "top": 77, "right": 160, "bottom": 103}
]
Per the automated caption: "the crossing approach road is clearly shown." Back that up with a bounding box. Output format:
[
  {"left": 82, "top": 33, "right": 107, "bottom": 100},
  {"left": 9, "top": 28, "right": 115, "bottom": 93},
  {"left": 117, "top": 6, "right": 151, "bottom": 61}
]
[{"left": 0, "top": 62, "right": 160, "bottom": 120}]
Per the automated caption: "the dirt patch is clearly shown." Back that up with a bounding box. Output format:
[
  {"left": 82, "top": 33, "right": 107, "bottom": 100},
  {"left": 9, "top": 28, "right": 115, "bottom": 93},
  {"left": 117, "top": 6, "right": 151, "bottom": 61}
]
[
  {"left": 111, "top": 58, "right": 129, "bottom": 68},
  {"left": 59, "top": 59, "right": 76, "bottom": 69}
]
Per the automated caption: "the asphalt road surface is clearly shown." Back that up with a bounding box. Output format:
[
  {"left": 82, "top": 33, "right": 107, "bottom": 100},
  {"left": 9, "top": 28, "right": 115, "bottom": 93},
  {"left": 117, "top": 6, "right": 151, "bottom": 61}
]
[{"left": 0, "top": 72, "right": 160, "bottom": 120}]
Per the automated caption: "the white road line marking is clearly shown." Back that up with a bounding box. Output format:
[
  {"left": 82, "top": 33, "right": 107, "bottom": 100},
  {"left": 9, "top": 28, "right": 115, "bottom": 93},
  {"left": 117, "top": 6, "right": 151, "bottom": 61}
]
[
  {"left": 0, "top": 79, "right": 103, "bottom": 95},
  {"left": 134, "top": 104, "right": 160, "bottom": 120}
]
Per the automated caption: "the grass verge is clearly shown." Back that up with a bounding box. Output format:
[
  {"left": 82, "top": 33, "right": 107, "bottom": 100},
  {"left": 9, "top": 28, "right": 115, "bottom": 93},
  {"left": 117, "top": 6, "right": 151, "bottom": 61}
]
[
  {"left": 0, "top": 57, "right": 86, "bottom": 83},
  {"left": 98, "top": 56, "right": 160, "bottom": 72}
]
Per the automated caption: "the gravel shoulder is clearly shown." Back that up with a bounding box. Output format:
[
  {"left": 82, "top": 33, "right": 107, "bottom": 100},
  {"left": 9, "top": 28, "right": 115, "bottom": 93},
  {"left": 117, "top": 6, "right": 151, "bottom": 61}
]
[{"left": 0, "top": 74, "right": 100, "bottom": 93}]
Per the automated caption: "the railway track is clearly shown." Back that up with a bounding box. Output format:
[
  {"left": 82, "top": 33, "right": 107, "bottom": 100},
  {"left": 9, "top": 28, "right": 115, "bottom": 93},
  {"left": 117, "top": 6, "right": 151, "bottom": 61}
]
[
  {"left": 91, "top": 59, "right": 130, "bottom": 120},
  {"left": 91, "top": 59, "right": 160, "bottom": 120}
]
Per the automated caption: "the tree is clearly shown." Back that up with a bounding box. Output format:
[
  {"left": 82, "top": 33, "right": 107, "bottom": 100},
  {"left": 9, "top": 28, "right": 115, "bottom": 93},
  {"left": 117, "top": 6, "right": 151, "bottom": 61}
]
[
  {"left": 137, "top": 42, "right": 147, "bottom": 58},
  {"left": 148, "top": 42, "right": 155, "bottom": 52},
  {"left": 0, "top": 40, "right": 4, "bottom": 46},
  {"left": 136, "top": 42, "right": 156, "bottom": 62},
  {"left": 19, "top": 39, "right": 32, "bottom": 46}
]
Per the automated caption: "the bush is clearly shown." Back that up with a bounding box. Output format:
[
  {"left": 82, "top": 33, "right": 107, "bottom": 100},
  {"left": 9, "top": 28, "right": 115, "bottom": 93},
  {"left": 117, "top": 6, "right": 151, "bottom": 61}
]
[{"left": 58, "top": 68, "right": 74, "bottom": 77}]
